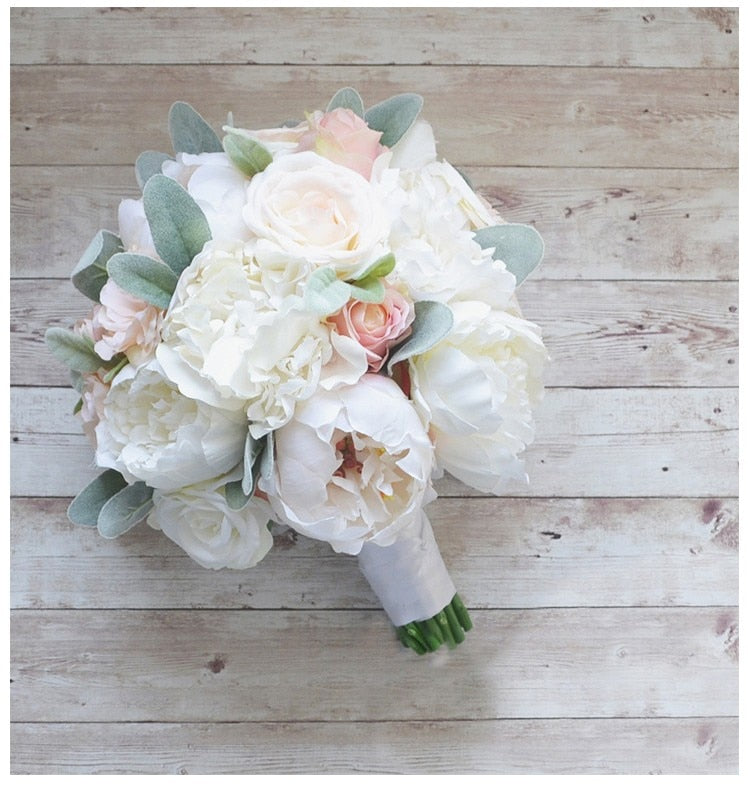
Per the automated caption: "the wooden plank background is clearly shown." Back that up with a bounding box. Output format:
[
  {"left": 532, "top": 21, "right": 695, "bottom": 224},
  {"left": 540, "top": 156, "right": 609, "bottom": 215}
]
[{"left": 9, "top": 7, "right": 738, "bottom": 775}]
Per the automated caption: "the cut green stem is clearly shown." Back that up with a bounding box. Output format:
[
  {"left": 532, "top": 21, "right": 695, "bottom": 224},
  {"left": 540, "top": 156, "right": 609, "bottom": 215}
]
[{"left": 395, "top": 594, "right": 472, "bottom": 655}]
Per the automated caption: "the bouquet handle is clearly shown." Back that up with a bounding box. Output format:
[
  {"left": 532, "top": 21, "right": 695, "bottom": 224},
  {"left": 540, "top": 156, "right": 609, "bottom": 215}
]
[{"left": 357, "top": 511, "right": 472, "bottom": 654}]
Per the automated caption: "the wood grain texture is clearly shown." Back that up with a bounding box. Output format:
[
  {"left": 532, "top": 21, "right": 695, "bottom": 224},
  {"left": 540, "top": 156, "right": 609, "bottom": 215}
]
[
  {"left": 11, "top": 279, "right": 739, "bottom": 389},
  {"left": 11, "top": 497, "right": 738, "bottom": 610},
  {"left": 10, "top": 7, "right": 738, "bottom": 68},
  {"left": 10, "top": 607, "right": 738, "bottom": 722},
  {"left": 10, "top": 387, "right": 739, "bottom": 498},
  {"left": 9, "top": 5, "right": 739, "bottom": 776},
  {"left": 11, "top": 65, "right": 738, "bottom": 168},
  {"left": 11, "top": 166, "right": 738, "bottom": 281},
  {"left": 10, "top": 718, "right": 739, "bottom": 775}
]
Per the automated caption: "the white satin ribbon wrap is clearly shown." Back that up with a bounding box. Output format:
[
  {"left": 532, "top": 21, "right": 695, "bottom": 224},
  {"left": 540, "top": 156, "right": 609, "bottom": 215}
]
[{"left": 357, "top": 511, "right": 456, "bottom": 627}]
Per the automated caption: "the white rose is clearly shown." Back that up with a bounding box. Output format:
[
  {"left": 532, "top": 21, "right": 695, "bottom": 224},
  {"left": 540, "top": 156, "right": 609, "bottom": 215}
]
[
  {"left": 157, "top": 240, "right": 367, "bottom": 434},
  {"left": 243, "top": 151, "right": 390, "bottom": 278},
  {"left": 95, "top": 360, "right": 246, "bottom": 491},
  {"left": 260, "top": 374, "right": 436, "bottom": 555},
  {"left": 148, "top": 470, "right": 273, "bottom": 570},
  {"left": 388, "top": 162, "right": 516, "bottom": 308},
  {"left": 162, "top": 152, "right": 251, "bottom": 243},
  {"left": 410, "top": 300, "right": 547, "bottom": 494}
]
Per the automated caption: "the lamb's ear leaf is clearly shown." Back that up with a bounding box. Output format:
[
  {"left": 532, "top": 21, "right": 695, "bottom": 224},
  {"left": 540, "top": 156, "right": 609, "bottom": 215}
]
[
  {"left": 135, "top": 151, "right": 172, "bottom": 189},
  {"left": 44, "top": 328, "right": 102, "bottom": 374},
  {"left": 304, "top": 267, "right": 352, "bottom": 316},
  {"left": 97, "top": 482, "right": 153, "bottom": 539},
  {"left": 107, "top": 253, "right": 178, "bottom": 310},
  {"left": 223, "top": 132, "right": 273, "bottom": 177},
  {"left": 143, "top": 174, "right": 212, "bottom": 276},
  {"left": 351, "top": 253, "right": 396, "bottom": 282},
  {"left": 168, "top": 101, "right": 223, "bottom": 155},
  {"left": 71, "top": 230, "right": 123, "bottom": 302},
  {"left": 386, "top": 300, "right": 454, "bottom": 373},
  {"left": 473, "top": 223, "right": 545, "bottom": 286},
  {"left": 364, "top": 93, "right": 423, "bottom": 148},
  {"left": 348, "top": 276, "right": 385, "bottom": 304},
  {"left": 259, "top": 431, "right": 275, "bottom": 483},
  {"left": 327, "top": 87, "right": 365, "bottom": 118},
  {"left": 68, "top": 470, "right": 129, "bottom": 527}
]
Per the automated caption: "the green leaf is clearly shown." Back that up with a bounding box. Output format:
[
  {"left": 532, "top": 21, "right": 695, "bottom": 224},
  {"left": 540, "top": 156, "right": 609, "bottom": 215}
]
[
  {"left": 67, "top": 470, "right": 128, "bottom": 527},
  {"left": 223, "top": 132, "right": 273, "bottom": 177},
  {"left": 70, "top": 370, "right": 84, "bottom": 394},
  {"left": 352, "top": 252, "right": 396, "bottom": 281},
  {"left": 135, "top": 150, "right": 172, "bottom": 189},
  {"left": 386, "top": 300, "right": 454, "bottom": 373},
  {"left": 348, "top": 276, "right": 385, "bottom": 304},
  {"left": 473, "top": 223, "right": 545, "bottom": 286},
  {"left": 168, "top": 101, "right": 223, "bottom": 155},
  {"left": 364, "top": 93, "right": 423, "bottom": 148},
  {"left": 259, "top": 431, "right": 275, "bottom": 483},
  {"left": 45, "top": 328, "right": 102, "bottom": 373},
  {"left": 73, "top": 397, "right": 83, "bottom": 415},
  {"left": 70, "top": 230, "right": 123, "bottom": 302},
  {"left": 107, "top": 252, "right": 178, "bottom": 310},
  {"left": 242, "top": 432, "right": 266, "bottom": 496},
  {"left": 224, "top": 479, "right": 251, "bottom": 511},
  {"left": 143, "top": 174, "right": 212, "bottom": 276},
  {"left": 97, "top": 482, "right": 153, "bottom": 539},
  {"left": 304, "top": 267, "right": 352, "bottom": 316},
  {"left": 327, "top": 87, "right": 365, "bottom": 118}
]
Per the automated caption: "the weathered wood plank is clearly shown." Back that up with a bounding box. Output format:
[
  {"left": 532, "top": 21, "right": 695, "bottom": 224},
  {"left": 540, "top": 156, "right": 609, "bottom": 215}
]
[
  {"left": 9, "top": 425, "right": 738, "bottom": 499},
  {"left": 9, "top": 717, "right": 739, "bottom": 775},
  {"left": 10, "top": 66, "right": 738, "bottom": 168},
  {"left": 11, "top": 166, "right": 738, "bottom": 281},
  {"left": 12, "top": 279, "right": 738, "bottom": 388},
  {"left": 10, "top": 386, "right": 739, "bottom": 498},
  {"left": 10, "top": 607, "right": 738, "bottom": 722},
  {"left": 10, "top": 7, "right": 739, "bottom": 68},
  {"left": 11, "top": 497, "right": 738, "bottom": 610}
]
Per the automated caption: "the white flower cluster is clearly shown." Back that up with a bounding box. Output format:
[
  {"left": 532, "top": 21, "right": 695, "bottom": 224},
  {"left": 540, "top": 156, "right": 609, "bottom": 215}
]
[{"left": 63, "top": 94, "right": 546, "bottom": 576}]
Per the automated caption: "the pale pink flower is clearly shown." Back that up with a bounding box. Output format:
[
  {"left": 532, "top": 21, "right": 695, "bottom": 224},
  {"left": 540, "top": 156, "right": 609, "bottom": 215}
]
[
  {"left": 79, "top": 371, "right": 109, "bottom": 448},
  {"left": 300, "top": 108, "right": 385, "bottom": 180},
  {"left": 91, "top": 280, "right": 164, "bottom": 367},
  {"left": 328, "top": 286, "right": 415, "bottom": 372}
]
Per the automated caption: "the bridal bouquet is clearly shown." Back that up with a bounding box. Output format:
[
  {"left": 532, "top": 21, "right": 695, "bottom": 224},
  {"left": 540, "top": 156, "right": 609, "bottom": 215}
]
[{"left": 46, "top": 88, "right": 547, "bottom": 655}]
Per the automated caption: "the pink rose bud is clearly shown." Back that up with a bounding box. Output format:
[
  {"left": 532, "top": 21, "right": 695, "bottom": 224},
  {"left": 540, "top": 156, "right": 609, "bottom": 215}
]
[
  {"left": 329, "top": 286, "right": 415, "bottom": 372},
  {"left": 301, "top": 108, "right": 386, "bottom": 180}
]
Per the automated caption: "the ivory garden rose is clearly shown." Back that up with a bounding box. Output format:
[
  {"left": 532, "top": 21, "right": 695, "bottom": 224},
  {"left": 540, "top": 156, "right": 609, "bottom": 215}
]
[{"left": 148, "top": 469, "right": 274, "bottom": 570}]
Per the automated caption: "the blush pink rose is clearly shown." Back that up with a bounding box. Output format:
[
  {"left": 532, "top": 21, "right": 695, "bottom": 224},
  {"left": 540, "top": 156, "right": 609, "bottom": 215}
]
[
  {"left": 300, "top": 108, "right": 385, "bottom": 180},
  {"left": 329, "top": 287, "right": 415, "bottom": 372},
  {"left": 91, "top": 280, "right": 164, "bottom": 367}
]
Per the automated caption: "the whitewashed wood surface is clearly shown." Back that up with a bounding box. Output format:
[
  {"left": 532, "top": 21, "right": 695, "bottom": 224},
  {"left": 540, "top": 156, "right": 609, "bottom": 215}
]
[{"left": 9, "top": 8, "right": 738, "bottom": 775}]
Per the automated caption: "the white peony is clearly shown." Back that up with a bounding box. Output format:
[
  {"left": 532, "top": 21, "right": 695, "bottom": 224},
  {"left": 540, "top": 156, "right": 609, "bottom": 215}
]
[
  {"left": 162, "top": 152, "right": 252, "bottom": 244},
  {"left": 260, "top": 374, "right": 436, "bottom": 555},
  {"left": 410, "top": 300, "right": 547, "bottom": 494},
  {"left": 243, "top": 151, "right": 391, "bottom": 278},
  {"left": 148, "top": 469, "right": 274, "bottom": 570},
  {"left": 95, "top": 360, "right": 247, "bottom": 491},
  {"left": 387, "top": 161, "right": 516, "bottom": 308},
  {"left": 157, "top": 240, "right": 368, "bottom": 435}
]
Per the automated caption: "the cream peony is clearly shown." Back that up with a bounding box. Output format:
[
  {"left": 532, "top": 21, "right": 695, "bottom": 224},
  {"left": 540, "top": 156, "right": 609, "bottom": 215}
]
[
  {"left": 91, "top": 279, "right": 164, "bottom": 367},
  {"left": 243, "top": 151, "right": 390, "bottom": 278},
  {"left": 162, "top": 152, "right": 252, "bottom": 244},
  {"left": 260, "top": 374, "right": 435, "bottom": 555},
  {"left": 157, "top": 240, "right": 368, "bottom": 435},
  {"left": 118, "top": 198, "right": 158, "bottom": 258},
  {"left": 148, "top": 469, "right": 274, "bottom": 570},
  {"left": 387, "top": 161, "right": 516, "bottom": 309},
  {"left": 95, "top": 360, "right": 247, "bottom": 491},
  {"left": 410, "top": 300, "right": 547, "bottom": 494}
]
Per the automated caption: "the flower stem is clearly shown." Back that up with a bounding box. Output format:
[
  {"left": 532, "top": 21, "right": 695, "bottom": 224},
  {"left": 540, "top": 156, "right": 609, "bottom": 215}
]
[{"left": 395, "top": 594, "right": 472, "bottom": 655}]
